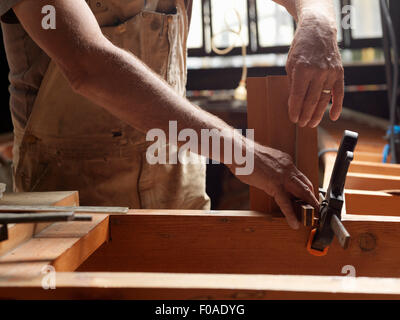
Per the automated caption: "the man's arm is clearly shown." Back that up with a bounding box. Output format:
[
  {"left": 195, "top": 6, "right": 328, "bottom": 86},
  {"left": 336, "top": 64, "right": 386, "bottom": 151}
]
[
  {"left": 13, "top": 0, "right": 319, "bottom": 229},
  {"left": 273, "top": 0, "right": 344, "bottom": 128}
]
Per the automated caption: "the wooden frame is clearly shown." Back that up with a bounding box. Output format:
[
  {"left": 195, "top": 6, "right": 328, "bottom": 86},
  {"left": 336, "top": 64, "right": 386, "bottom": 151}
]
[
  {"left": 1, "top": 76, "right": 400, "bottom": 299},
  {"left": 2, "top": 208, "right": 400, "bottom": 299}
]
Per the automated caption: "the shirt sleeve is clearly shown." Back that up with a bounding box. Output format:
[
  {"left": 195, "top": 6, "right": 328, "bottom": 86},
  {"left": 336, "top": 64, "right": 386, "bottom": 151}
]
[{"left": 0, "top": 0, "right": 24, "bottom": 24}]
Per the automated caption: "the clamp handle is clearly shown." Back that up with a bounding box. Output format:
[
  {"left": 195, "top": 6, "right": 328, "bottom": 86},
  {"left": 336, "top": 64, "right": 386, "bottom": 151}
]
[
  {"left": 308, "top": 130, "right": 358, "bottom": 255},
  {"left": 326, "top": 130, "right": 358, "bottom": 205}
]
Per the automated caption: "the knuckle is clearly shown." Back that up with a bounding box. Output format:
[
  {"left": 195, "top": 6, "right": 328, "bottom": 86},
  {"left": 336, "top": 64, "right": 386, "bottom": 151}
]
[
  {"left": 335, "top": 66, "right": 344, "bottom": 78},
  {"left": 303, "top": 184, "right": 311, "bottom": 193},
  {"left": 294, "top": 60, "right": 312, "bottom": 71}
]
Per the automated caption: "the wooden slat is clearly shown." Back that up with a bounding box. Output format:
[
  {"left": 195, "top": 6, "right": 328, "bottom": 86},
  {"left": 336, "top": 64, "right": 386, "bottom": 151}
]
[
  {"left": 78, "top": 210, "right": 400, "bottom": 278},
  {"left": 0, "top": 191, "right": 79, "bottom": 206},
  {"left": 322, "top": 153, "right": 336, "bottom": 189},
  {"left": 0, "top": 205, "right": 128, "bottom": 214},
  {"left": 247, "top": 76, "right": 318, "bottom": 211},
  {"left": 354, "top": 152, "right": 383, "bottom": 163},
  {"left": 350, "top": 161, "right": 400, "bottom": 176},
  {"left": 0, "top": 191, "right": 79, "bottom": 256},
  {"left": 346, "top": 172, "right": 400, "bottom": 191},
  {"left": 247, "top": 77, "right": 295, "bottom": 212},
  {"left": 345, "top": 190, "right": 400, "bottom": 216},
  {"left": 2, "top": 272, "right": 400, "bottom": 300},
  {"left": 0, "top": 214, "right": 109, "bottom": 277},
  {"left": 296, "top": 126, "right": 319, "bottom": 197}
]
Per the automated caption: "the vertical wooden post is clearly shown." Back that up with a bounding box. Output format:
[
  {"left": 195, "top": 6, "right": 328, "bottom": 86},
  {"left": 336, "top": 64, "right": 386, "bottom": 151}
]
[
  {"left": 247, "top": 76, "right": 318, "bottom": 213},
  {"left": 296, "top": 126, "right": 319, "bottom": 197}
]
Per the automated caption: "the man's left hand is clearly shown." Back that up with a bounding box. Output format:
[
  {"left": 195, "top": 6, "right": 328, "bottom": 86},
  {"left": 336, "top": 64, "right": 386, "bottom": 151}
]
[{"left": 286, "top": 10, "right": 344, "bottom": 128}]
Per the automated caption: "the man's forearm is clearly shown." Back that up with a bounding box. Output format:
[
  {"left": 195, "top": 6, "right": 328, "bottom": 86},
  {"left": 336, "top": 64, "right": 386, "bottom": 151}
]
[
  {"left": 273, "top": 0, "right": 336, "bottom": 27},
  {"left": 75, "top": 39, "right": 240, "bottom": 164}
]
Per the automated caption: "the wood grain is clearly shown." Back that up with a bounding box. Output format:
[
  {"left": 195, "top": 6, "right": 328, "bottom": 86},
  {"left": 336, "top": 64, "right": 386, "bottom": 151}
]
[
  {"left": 346, "top": 172, "right": 400, "bottom": 191},
  {"left": 345, "top": 189, "right": 400, "bottom": 216},
  {"left": 350, "top": 161, "right": 400, "bottom": 176},
  {"left": 296, "top": 126, "right": 319, "bottom": 197},
  {"left": 247, "top": 76, "right": 318, "bottom": 211},
  {"left": 1, "top": 272, "right": 400, "bottom": 300},
  {"left": 354, "top": 152, "right": 384, "bottom": 163},
  {"left": 78, "top": 210, "right": 400, "bottom": 278},
  {"left": 0, "top": 214, "right": 109, "bottom": 277}
]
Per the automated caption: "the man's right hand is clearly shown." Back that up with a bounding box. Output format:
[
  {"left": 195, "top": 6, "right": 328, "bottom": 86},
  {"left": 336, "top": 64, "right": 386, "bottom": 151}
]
[{"left": 229, "top": 138, "right": 319, "bottom": 230}]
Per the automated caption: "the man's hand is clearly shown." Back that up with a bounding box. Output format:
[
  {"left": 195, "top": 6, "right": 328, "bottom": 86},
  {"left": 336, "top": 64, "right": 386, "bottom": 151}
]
[
  {"left": 285, "top": 3, "right": 344, "bottom": 128},
  {"left": 229, "top": 139, "right": 320, "bottom": 230}
]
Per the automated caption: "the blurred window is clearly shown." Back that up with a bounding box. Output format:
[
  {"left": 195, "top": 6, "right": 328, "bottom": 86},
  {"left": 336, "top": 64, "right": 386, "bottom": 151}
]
[
  {"left": 351, "top": 0, "right": 382, "bottom": 39},
  {"left": 256, "top": 0, "right": 293, "bottom": 47},
  {"left": 211, "top": 0, "right": 249, "bottom": 48},
  {"left": 187, "top": 0, "right": 203, "bottom": 48}
]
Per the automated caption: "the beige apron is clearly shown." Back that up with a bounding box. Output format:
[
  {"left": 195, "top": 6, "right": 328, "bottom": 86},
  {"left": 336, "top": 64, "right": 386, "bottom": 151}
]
[{"left": 12, "top": 0, "right": 210, "bottom": 209}]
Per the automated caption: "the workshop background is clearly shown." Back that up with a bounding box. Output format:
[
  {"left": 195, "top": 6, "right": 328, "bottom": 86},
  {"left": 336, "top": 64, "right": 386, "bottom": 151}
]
[{"left": 0, "top": 0, "right": 399, "bottom": 210}]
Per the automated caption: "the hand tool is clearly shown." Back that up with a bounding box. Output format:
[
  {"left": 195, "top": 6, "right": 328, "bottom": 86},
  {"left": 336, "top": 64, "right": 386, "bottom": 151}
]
[
  {"left": 0, "top": 211, "right": 92, "bottom": 242},
  {"left": 296, "top": 130, "right": 359, "bottom": 256},
  {"left": 0, "top": 205, "right": 128, "bottom": 214},
  {"left": 0, "top": 202, "right": 128, "bottom": 243}
]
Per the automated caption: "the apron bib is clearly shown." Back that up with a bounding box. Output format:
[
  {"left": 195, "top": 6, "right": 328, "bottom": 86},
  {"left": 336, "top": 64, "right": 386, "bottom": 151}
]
[{"left": 13, "top": 0, "right": 210, "bottom": 209}]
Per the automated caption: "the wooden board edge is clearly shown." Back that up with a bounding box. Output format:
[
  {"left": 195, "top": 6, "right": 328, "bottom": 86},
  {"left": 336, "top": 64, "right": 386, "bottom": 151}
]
[{"left": 1, "top": 272, "right": 400, "bottom": 300}]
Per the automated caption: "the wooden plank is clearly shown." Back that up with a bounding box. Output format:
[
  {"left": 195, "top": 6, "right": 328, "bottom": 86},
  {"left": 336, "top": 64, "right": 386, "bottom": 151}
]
[
  {"left": 0, "top": 205, "right": 129, "bottom": 214},
  {"left": 322, "top": 153, "right": 335, "bottom": 189},
  {"left": 78, "top": 210, "right": 400, "bottom": 278},
  {"left": 296, "top": 126, "right": 319, "bottom": 197},
  {"left": 0, "top": 191, "right": 79, "bottom": 206},
  {"left": 0, "top": 214, "right": 109, "bottom": 277},
  {"left": 0, "top": 191, "right": 79, "bottom": 257},
  {"left": 350, "top": 160, "right": 400, "bottom": 176},
  {"left": 248, "top": 76, "right": 308, "bottom": 212},
  {"left": 354, "top": 152, "right": 383, "bottom": 163},
  {"left": 345, "top": 190, "right": 400, "bottom": 216},
  {"left": 346, "top": 172, "right": 400, "bottom": 191},
  {"left": 2, "top": 272, "right": 400, "bottom": 300}
]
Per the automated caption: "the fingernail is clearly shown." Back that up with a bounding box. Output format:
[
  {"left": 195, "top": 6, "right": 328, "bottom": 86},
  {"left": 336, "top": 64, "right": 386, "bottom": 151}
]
[
  {"left": 290, "top": 116, "right": 299, "bottom": 124},
  {"left": 298, "top": 122, "right": 307, "bottom": 128}
]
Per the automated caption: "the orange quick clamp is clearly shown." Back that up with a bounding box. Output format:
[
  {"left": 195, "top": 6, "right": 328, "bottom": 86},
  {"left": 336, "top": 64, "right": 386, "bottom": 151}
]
[
  {"left": 304, "top": 130, "right": 358, "bottom": 257},
  {"left": 307, "top": 228, "right": 329, "bottom": 257}
]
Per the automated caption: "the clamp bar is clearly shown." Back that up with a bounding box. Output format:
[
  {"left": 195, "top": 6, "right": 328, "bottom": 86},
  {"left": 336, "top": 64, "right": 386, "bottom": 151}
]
[
  {"left": 0, "top": 212, "right": 92, "bottom": 224},
  {"left": 331, "top": 214, "right": 351, "bottom": 249},
  {"left": 309, "top": 130, "right": 358, "bottom": 255},
  {"left": 0, "top": 212, "right": 92, "bottom": 242}
]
